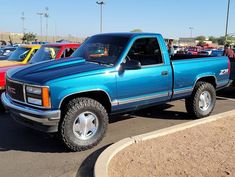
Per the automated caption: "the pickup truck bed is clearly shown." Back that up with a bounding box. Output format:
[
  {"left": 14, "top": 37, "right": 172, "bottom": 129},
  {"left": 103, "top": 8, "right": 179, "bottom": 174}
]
[
  {"left": 171, "top": 54, "right": 230, "bottom": 99},
  {"left": 173, "top": 54, "right": 233, "bottom": 87}
]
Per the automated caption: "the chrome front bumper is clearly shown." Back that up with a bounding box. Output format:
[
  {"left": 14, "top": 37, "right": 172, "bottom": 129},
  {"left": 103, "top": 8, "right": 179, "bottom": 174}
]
[{"left": 1, "top": 92, "right": 61, "bottom": 132}]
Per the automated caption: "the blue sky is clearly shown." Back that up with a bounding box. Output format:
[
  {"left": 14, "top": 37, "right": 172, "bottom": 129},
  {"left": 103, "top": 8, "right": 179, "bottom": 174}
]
[{"left": 0, "top": 0, "right": 234, "bottom": 39}]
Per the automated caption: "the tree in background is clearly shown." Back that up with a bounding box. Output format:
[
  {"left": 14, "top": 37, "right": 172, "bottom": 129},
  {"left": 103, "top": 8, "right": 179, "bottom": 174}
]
[
  {"left": 195, "top": 36, "right": 206, "bottom": 46},
  {"left": 208, "top": 36, "right": 218, "bottom": 43},
  {"left": 217, "top": 36, "right": 226, "bottom": 45},
  {"left": 225, "top": 35, "right": 235, "bottom": 46},
  {"left": 195, "top": 36, "right": 206, "bottom": 42},
  {"left": 21, "top": 32, "right": 37, "bottom": 43},
  {"left": 130, "top": 29, "right": 143, "bottom": 33}
]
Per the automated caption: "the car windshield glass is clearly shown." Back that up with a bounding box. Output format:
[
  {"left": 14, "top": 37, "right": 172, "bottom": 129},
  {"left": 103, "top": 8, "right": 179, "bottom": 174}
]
[
  {"left": 8, "top": 47, "right": 31, "bottom": 62},
  {"left": 71, "top": 35, "right": 130, "bottom": 66},
  {"left": 30, "top": 46, "right": 60, "bottom": 64},
  {"left": 211, "top": 50, "right": 223, "bottom": 56},
  {"left": 0, "top": 49, "right": 4, "bottom": 55}
]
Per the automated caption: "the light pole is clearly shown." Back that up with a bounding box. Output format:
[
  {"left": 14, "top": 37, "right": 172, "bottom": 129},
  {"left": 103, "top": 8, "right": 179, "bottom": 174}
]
[
  {"left": 225, "top": 0, "right": 231, "bottom": 44},
  {"left": 21, "top": 12, "right": 26, "bottom": 34},
  {"left": 37, "top": 12, "right": 44, "bottom": 38},
  {"left": 189, "top": 27, "right": 194, "bottom": 38},
  {"left": 96, "top": 1, "right": 105, "bottom": 33},
  {"left": 44, "top": 7, "right": 49, "bottom": 42}
]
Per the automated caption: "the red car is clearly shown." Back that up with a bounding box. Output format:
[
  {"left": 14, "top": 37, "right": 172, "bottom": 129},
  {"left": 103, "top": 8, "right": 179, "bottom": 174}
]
[
  {"left": 29, "top": 43, "right": 81, "bottom": 64},
  {"left": 187, "top": 46, "right": 202, "bottom": 55},
  {"left": 0, "top": 43, "right": 80, "bottom": 95}
]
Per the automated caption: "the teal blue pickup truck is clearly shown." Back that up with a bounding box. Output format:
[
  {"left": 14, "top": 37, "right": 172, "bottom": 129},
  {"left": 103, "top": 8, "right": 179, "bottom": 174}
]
[{"left": 2, "top": 33, "right": 231, "bottom": 151}]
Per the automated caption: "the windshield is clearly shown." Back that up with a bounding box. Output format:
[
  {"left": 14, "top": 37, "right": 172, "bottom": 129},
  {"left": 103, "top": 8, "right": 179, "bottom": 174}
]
[
  {"left": 71, "top": 35, "right": 130, "bottom": 65},
  {"left": 211, "top": 50, "right": 223, "bottom": 57},
  {"left": 8, "top": 47, "right": 31, "bottom": 62},
  {"left": 0, "top": 49, "right": 4, "bottom": 55},
  {"left": 30, "top": 46, "right": 60, "bottom": 64}
]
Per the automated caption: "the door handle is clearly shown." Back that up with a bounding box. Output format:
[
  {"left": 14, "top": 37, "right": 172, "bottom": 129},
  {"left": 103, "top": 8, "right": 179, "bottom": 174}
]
[{"left": 161, "top": 71, "right": 168, "bottom": 76}]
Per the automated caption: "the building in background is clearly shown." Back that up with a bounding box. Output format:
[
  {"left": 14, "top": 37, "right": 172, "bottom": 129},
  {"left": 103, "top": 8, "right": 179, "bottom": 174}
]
[{"left": 178, "top": 38, "right": 196, "bottom": 47}]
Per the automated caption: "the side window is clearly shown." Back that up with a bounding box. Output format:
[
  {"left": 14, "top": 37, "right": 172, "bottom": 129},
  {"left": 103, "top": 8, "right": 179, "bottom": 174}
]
[
  {"left": 28, "top": 49, "right": 38, "bottom": 60},
  {"left": 63, "top": 48, "right": 75, "bottom": 58},
  {"left": 127, "top": 38, "right": 163, "bottom": 66}
]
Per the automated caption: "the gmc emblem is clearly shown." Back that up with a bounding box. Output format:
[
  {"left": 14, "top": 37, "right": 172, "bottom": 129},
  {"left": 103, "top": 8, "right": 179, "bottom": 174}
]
[{"left": 7, "top": 86, "right": 16, "bottom": 95}]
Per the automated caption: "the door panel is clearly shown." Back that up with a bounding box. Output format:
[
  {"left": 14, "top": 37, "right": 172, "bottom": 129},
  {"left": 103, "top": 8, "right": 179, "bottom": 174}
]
[
  {"left": 116, "top": 37, "right": 172, "bottom": 109},
  {"left": 116, "top": 64, "right": 171, "bottom": 108}
]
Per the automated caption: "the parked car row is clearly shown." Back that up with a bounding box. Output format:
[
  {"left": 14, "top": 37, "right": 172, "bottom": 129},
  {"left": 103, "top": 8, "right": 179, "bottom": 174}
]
[
  {"left": 197, "top": 49, "right": 224, "bottom": 57},
  {"left": 0, "top": 32, "right": 232, "bottom": 152},
  {"left": 173, "top": 46, "right": 225, "bottom": 57},
  {"left": 0, "top": 46, "right": 17, "bottom": 60},
  {"left": 0, "top": 43, "right": 80, "bottom": 96}
]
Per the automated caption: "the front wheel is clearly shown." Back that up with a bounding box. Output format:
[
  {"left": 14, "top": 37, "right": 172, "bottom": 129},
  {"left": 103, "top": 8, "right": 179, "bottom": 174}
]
[
  {"left": 59, "top": 97, "right": 108, "bottom": 151},
  {"left": 185, "top": 82, "right": 216, "bottom": 118}
]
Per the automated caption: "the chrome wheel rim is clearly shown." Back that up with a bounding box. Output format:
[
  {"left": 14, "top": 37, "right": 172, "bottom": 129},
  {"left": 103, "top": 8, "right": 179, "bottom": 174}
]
[
  {"left": 199, "top": 91, "right": 212, "bottom": 111},
  {"left": 73, "top": 111, "right": 99, "bottom": 140}
]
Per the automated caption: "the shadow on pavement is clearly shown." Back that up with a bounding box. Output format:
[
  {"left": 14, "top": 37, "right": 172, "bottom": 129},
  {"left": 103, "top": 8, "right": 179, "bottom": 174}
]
[
  {"left": 217, "top": 87, "right": 235, "bottom": 99},
  {"left": 0, "top": 113, "right": 68, "bottom": 153},
  {"left": 0, "top": 103, "right": 193, "bottom": 153},
  {"left": 110, "top": 103, "right": 194, "bottom": 124},
  {"left": 76, "top": 144, "right": 111, "bottom": 177}
]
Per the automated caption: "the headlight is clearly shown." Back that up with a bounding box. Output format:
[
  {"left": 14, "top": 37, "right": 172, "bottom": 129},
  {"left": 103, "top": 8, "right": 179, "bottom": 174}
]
[
  {"left": 26, "top": 86, "right": 42, "bottom": 95},
  {"left": 25, "top": 85, "right": 51, "bottom": 108},
  {"left": 27, "top": 97, "right": 42, "bottom": 105}
]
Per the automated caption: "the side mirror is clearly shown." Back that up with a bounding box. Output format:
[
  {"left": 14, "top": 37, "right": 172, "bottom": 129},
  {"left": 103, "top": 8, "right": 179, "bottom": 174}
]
[{"left": 121, "top": 59, "right": 141, "bottom": 70}]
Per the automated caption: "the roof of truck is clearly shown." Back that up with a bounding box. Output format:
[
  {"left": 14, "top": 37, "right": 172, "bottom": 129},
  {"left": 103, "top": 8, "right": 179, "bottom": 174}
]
[
  {"left": 94, "top": 32, "right": 161, "bottom": 38},
  {"left": 43, "top": 43, "right": 81, "bottom": 47}
]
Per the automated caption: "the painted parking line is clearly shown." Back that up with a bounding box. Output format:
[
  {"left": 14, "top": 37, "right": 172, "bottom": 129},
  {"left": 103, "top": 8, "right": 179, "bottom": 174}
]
[{"left": 217, "top": 96, "right": 235, "bottom": 102}]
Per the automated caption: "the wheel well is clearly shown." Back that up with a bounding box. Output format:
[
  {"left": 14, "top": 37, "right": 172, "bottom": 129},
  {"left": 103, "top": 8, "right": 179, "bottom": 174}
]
[
  {"left": 60, "top": 91, "right": 112, "bottom": 113},
  {"left": 196, "top": 76, "right": 216, "bottom": 88}
]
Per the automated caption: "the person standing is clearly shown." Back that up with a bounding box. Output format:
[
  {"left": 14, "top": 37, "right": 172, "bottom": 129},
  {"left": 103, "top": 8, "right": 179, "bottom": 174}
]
[
  {"left": 167, "top": 39, "right": 174, "bottom": 57},
  {"left": 223, "top": 44, "right": 235, "bottom": 58}
]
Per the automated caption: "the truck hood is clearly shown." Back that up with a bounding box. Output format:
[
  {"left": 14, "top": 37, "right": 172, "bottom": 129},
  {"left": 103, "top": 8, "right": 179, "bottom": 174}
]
[
  {"left": 0, "top": 60, "right": 21, "bottom": 68},
  {"left": 8, "top": 57, "right": 108, "bottom": 85}
]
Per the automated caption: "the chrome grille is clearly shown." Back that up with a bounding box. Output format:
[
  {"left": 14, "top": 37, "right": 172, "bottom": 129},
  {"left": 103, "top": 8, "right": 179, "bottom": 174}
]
[{"left": 6, "top": 78, "right": 25, "bottom": 102}]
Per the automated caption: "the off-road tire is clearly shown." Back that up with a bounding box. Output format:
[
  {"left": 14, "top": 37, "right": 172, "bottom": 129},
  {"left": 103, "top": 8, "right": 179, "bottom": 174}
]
[
  {"left": 185, "top": 82, "right": 216, "bottom": 118},
  {"left": 59, "top": 97, "right": 108, "bottom": 151}
]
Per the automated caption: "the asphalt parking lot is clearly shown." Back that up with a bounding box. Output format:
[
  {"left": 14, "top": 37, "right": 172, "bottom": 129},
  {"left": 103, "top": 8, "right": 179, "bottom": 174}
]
[{"left": 0, "top": 87, "right": 234, "bottom": 177}]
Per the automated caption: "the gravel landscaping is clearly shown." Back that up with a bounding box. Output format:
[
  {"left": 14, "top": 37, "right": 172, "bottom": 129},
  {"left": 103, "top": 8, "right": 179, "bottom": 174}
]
[{"left": 109, "top": 116, "right": 235, "bottom": 177}]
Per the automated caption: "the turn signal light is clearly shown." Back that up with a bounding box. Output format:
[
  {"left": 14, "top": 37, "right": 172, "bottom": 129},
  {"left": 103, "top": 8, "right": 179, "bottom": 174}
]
[{"left": 42, "top": 87, "right": 51, "bottom": 108}]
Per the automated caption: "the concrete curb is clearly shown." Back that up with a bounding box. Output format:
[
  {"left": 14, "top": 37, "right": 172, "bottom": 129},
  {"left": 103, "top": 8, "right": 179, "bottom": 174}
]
[{"left": 94, "top": 110, "right": 235, "bottom": 177}]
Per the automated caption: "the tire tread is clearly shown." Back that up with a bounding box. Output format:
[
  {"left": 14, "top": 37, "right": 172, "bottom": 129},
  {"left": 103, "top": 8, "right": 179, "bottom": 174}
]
[
  {"left": 59, "top": 97, "right": 108, "bottom": 151},
  {"left": 185, "top": 81, "right": 216, "bottom": 118}
]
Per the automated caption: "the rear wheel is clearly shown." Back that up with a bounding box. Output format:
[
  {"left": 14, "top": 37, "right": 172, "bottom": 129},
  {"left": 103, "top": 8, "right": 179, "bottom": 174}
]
[
  {"left": 185, "top": 82, "right": 216, "bottom": 118},
  {"left": 59, "top": 97, "right": 108, "bottom": 151}
]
